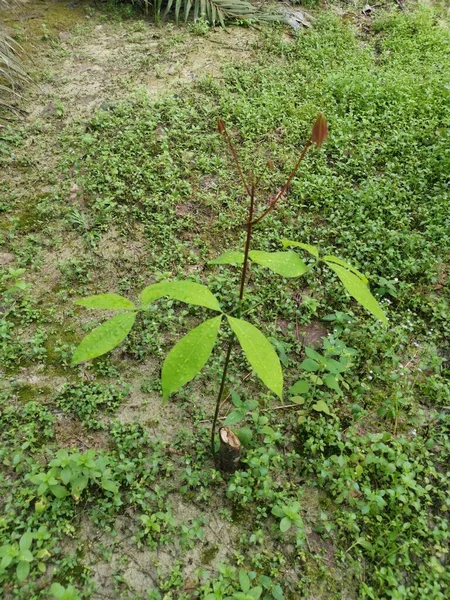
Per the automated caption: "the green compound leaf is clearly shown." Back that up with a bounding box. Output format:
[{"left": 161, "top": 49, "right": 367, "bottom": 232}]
[
  {"left": 304, "top": 347, "right": 323, "bottom": 361},
  {"left": 223, "top": 409, "right": 245, "bottom": 426},
  {"left": 324, "top": 374, "right": 341, "bottom": 392},
  {"left": 227, "top": 316, "right": 283, "bottom": 399},
  {"left": 71, "top": 312, "right": 137, "bottom": 365},
  {"left": 325, "top": 262, "right": 388, "bottom": 325},
  {"left": 141, "top": 280, "right": 221, "bottom": 311},
  {"left": 75, "top": 293, "right": 136, "bottom": 311},
  {"left": 291, "top": 396, "right": 305, "bottom": 405},
  {"left": 209, "top": 250, "right": 245, "bottom": 265},
  {"left": 271, "top": 505, "right": 284, "bottom": 518},
  {"left": 19, "top": 549, "right": 33, "bottom": 562},
  {"left": 323, "top": 256, "right": 368, "bottom": 284},
  {"left": 272, "top": 584, "right": 284, "bottom": 600},
  {"left": 50, "top": 485, "right": 69, "bottom": 499},
  {"left": 162, "top": 316, "right": 222, "bottom": 401},
  {"left": 249, "top": 586, "right": 263, "bottom": 600},
  {"left": 71, "top": 476, "right": 89, "bottom": 497},
  {"left": 236, "top": 427, "right": 253, "bottom": 446},
  {"left": 60, "top": 467, "right": 72, "bottom": 486},
  {"left": 50, "top": 584, "right": 65, "bottom": 598},
  {"left": 281, "top": 239, "right": 319, "bottom": 258},
  {"left": 1, "top": 555, "right": 13, "bottom": 569},
  {"left": 101, "top": 478, "right": 119, "bottom": 494},
  {"left": 249, "top": 251, "right": 308, "bottom": 278}
]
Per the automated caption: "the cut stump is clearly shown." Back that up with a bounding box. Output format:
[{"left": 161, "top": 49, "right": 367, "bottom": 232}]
[{"left": 219, "top": 427, "right": 241, "bottom": 473}]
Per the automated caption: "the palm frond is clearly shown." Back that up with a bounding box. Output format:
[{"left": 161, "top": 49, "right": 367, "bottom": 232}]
[
  {"left": 143, "top": 0, "right": 279, "bottom": 25},
  {"left": 196, "top": 0, "right": 279, "bottom": 26},
  {"left": 1, "top": 0, "right": 29, "bottom": 126}
]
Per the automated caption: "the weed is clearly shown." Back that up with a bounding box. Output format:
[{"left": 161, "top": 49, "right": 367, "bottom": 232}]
[
  {"left": 28, "top": 448, "right": 120, "bottom": 502},
  {"left": 50, "top": 583, "right": 81, "bottom": 600},
  {"left": 55, "top": 381, "right": 129, "bottom": 428}
]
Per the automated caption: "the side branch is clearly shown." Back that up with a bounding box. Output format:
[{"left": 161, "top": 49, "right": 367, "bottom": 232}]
[
  {"left": 218, "top": 119, "right": 251, "bottom": 197},
  {"left": 252, "top": 138, "right": 312, "bottom": 225}
]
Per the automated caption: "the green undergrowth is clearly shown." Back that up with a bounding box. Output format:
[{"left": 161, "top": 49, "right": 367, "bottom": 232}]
[{"left": 0, "top": 2, "right": 449, "bottom": 599}]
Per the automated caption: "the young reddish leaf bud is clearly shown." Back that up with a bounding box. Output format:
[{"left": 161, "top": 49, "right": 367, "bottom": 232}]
[
  {"left": 217, "top": 118, "right": 225, "bottom": 134},
  {"left": 311, "top": 113, "right": 328, "bottom": 148}
]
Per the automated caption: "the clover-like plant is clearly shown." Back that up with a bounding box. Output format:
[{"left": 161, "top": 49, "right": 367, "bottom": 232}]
[
  {"left": 71, "top": 115, "right": 387, "bottom": 466},
  {"left": 271, "top": 501, "right": 304, "bottom": 535}
]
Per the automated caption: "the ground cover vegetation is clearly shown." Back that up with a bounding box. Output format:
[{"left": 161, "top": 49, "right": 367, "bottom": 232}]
[{"left": 0, "top": 1, "right": 449, "bottom": 599}]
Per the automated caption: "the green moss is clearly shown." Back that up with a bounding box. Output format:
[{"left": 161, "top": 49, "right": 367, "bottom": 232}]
[
  {"left": 16, "top": 207, "right": 40, "bottom": 233},
  {"left": 2, "top": 0, "right": 88, "bottom": 52},
  {"left": 201, "top": 544, "right": 219, "bottom": 565},
  {"left": 17, "top": 383, "right": 37, "bottom": 402},
  {"left": 231, "top": 505, "right": 249, "bottom": 525}
]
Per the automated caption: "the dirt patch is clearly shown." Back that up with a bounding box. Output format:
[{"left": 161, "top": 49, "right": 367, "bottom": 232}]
[
  {"left": 11, "top": 368, "right": 67, "bottom": 397},
  {"left": 79, "top": 501, "right": 238, "bottom": 599},
  {"left": 95, "top": 225, "right": 148, "bottom": 268},
  {"left": 296, "top": 320, "right": 328, "bottom": 348},
  {"left": 115, "top": 382, "right": 183, "bottom": 440},
  {"left": 3, "top": 0, "right": 258, "bottom": 124},
  {"left": 54, "top": 417, "right": 110, "bottom": 450},
  {"left": 0, "top": 252, "right": 15, "bottom": 265},
  {"left": 276, "top": 318, "right": 328, "bottom": 347}
]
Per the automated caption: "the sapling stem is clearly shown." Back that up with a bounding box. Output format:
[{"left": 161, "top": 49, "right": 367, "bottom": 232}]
[
  {"left": 211, "top": 175, "right": 256, "bottom": 466},
  {"left": 211, "top": 340, "right": 233, "bottom": 465},
  {"left": 212, "top": 115, "right": 326, "bottom": 468},
  {"left": 238, "top": 178, "right": 256, "bottom": 312}
]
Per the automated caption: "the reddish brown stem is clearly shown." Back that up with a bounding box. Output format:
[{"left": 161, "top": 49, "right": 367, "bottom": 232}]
[
  {"left": 220, "top": 126, "right": 251, "bottom": 198},
  {"left": 238, "top": 177, "right": 255, "bottom": 310},
  {"left": 252, "top": 138, "right": 312, "bottom": 225},
  {"left": 211, "top": 177, "right": 255, "bottom": 467}
]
